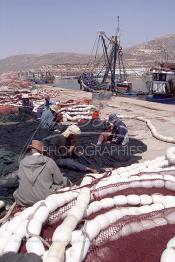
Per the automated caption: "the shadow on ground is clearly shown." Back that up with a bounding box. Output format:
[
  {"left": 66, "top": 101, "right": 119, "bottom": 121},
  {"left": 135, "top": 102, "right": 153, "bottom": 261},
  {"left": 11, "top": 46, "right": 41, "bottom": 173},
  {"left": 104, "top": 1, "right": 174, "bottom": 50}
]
[{"left": 0, "top": 119, "right": 147, "bottom": 202}]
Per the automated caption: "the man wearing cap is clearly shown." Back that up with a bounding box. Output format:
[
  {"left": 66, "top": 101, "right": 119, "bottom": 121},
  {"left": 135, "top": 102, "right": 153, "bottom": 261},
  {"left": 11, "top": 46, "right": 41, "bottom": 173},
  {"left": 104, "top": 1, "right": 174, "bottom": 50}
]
[
  {"left": 19, "top": 94, "right": 34, "bottom": 121},
  {"left": 13, "top": 140, "right": 69, "bottom": 206},
  {"left": 43, "top": 124, "right": 96, "bottom": 173},
  {"left": 40, "top": 104, "right": 59, "bottom": 131},
  {"left": 97, "top": 113, "right": 129, "bottom": 146},
  {"left": 21, "top": 94, "right": 33, "bottom": 109}
]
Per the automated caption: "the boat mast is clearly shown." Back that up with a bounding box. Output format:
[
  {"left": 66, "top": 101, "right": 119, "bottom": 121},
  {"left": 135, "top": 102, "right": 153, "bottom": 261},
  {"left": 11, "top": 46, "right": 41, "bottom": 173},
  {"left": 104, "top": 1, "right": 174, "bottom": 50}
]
[
  {"left": 95, "top": 17, "right": 127, "bottom": 86},
  {"left": 100, "top": 32, "right": 112, "bottom": 83},
  {"left": 117, "top": 16, "right": 122, "bottom": 82},
  {"left": 111, "top": 16, "right": 120, "bottom": 86}
]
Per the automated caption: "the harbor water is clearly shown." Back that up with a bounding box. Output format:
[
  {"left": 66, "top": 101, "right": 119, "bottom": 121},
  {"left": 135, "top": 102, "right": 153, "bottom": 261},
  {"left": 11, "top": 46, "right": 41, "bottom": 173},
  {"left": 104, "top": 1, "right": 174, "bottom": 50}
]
[
  {"left": 54, "top": 77, "right": 175, "bottom": 104},
  {"left": 54, "top": 76, "right": 148, "bottom": 92}
]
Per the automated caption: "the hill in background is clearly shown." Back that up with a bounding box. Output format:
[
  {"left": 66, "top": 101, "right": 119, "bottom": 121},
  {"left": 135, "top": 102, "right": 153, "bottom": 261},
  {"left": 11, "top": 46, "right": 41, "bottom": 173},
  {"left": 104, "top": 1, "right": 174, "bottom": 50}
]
[
  {"left": 124, "top": 34, "right": 175, "bottom": 67},
  {"left": 0, "top": 34, "right": 175, "bottom": 73}
]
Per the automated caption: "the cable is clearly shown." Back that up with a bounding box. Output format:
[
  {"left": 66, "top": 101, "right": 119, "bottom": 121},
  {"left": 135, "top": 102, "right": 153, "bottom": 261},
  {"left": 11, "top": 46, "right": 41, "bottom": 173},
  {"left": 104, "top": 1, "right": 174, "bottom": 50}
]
[
  {"left": 0, "top": 202, "right": 16, "bottom": 224},
  {"left": 18, "top": 118, "right": 44, "bottom": 162},
  {"left": 26, "top": 201, "right": 51, "bottom": 248}
]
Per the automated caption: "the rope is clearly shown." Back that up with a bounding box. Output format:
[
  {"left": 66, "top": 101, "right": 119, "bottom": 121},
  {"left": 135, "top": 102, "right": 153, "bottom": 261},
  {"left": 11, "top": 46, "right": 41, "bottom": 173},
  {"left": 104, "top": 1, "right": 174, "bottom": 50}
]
[
  {"left": 0, "top": 202, "right": 16, "bottom": 224},
  {"left": 18, "top": 119, "right": 43, "bottom": 162},
  {"left": 85, "top": 35, "right": 99, "bottom": 71},
  {"left": 79, "top": 221, "right": 91, "bottom": 262},
  {"left": 26, "top": 202, "right": 50, "bottom": 248},
  {"left": 58, "top": 171, "right": 112, "bottom": 195},
  {"left": 119, "top": 115, "right": 175, "bottom": 144},
  {"left": 85, "top": 35, "right": 112, "bottom": 76},
  {"left": 102, "top": 112, "right": 174, "bottom": 143}
]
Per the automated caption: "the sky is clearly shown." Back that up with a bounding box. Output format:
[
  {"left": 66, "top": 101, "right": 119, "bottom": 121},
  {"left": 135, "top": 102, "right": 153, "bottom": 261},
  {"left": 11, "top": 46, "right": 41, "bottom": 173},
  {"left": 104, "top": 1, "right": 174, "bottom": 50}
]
[{"left": 0, "top": 0, "right": 175, "bottom": 59}]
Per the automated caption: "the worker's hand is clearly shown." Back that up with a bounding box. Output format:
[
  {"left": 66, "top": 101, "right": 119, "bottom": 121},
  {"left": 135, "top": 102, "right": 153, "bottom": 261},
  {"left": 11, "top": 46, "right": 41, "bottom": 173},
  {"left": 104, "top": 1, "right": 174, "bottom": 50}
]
[
  {"left": 74, "top": 147, "right": 84, "bottom": 156},
  {"left": 76, "top": 151, "right": 84, "bottom": 156},
  {"left": 90, "top": 142, "right": 97, "bottom": 147}
]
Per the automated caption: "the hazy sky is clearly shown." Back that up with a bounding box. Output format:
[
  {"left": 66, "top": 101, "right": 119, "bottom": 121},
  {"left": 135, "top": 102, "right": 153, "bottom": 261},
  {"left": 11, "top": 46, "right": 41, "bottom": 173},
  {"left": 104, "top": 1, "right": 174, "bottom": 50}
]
[{"left": 0, "top": 0, "right": 175, "bottom": 59}]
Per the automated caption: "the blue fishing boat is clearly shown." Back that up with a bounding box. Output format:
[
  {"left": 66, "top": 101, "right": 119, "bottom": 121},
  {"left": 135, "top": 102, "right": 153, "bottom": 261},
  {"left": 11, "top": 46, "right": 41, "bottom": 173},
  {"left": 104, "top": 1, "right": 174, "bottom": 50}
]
[
  {"left": 146, "top": 94, "right": 175, "bottom": 104},
  {"left": 146, "top": 64, "right": 175, "bottom": 104}
]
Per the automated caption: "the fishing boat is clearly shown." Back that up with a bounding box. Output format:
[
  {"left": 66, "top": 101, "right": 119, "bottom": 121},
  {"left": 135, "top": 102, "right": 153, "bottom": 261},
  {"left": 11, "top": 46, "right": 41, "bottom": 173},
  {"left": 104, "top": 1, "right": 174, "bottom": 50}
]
[
  {"left": 146, "top": 64, "right": 175, "bottom": 104},
  {"left": 78, "top": 17, "right": 132, "bottom": 93}
]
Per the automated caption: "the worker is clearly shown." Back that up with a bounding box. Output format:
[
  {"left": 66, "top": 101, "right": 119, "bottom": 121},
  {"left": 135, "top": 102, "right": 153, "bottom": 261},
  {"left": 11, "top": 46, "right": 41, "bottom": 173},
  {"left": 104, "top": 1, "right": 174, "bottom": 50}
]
[
  {"left": 43, "top": 124, "right": 97, "bottom": 173},
  {"left": 40, "top": 104, "right": 59, "bottom": 131},
  {"left": 13, "top": 140, "right": 69, "bottom": 206},
  {"left": 44, "top": 95, "right": 51, "bottom": 110},
  {"left": 21, "top": 94, "right": 33, "bottom": 109},
  {"left": 19, "top": 94, "right": 34, "bottom": 121},
  {"left": 96, "top": 113, "right": 129, "bottom": 146}
]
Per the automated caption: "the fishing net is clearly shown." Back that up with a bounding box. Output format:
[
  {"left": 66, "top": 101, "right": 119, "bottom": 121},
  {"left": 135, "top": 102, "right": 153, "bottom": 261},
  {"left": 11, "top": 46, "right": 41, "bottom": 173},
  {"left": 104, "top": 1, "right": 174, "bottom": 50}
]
[
  {"left": 0, "top": 118, "right": 146, "bottom": 181},
  {"left": 1, "top": 111, "right": 173, "bottom": 261},
  {"left": 84, "top": 207, "right": 175, "bottom": 262},
  {"left": 47, "top": 169, "right": 175, "bottom": 222},
  {"left": 1, "top": 160, "right": 175, "bottom": 262},
  {"left": 86, "top": 222, "right": 175, "bottom": 262},
  {"left": 15, "top": 173, "right": 175, "bottom": 261}
]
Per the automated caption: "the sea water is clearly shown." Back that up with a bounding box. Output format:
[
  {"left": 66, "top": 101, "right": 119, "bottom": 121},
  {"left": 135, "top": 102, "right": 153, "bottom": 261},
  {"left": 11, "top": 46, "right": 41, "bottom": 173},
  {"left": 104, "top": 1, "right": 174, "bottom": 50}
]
[{"left": 54, "top": 76, "right": 148, "bottom": 92}]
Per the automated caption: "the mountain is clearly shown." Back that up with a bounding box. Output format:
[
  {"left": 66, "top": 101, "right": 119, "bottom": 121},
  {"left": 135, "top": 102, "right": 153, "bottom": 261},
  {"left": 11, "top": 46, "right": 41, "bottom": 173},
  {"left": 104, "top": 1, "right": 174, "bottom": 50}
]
[
  {"left": 124, "top": 34, "right": 175, "bottom": 67},
  {"left": 0, "top": 34, "right": 175, "bottom": 73},
  {"left": 0, "top": 53, "right": 92, "bottom": 74}
]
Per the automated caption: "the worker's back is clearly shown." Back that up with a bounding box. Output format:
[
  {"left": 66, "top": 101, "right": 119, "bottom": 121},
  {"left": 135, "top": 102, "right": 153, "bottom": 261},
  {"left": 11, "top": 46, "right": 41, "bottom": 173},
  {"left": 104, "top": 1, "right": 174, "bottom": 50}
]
[
  {"left": 40, "top": 109, "right": 55, "bottom": 130},
  {"left": 13, "top": 154, "right": 64, "bottom": 206}
]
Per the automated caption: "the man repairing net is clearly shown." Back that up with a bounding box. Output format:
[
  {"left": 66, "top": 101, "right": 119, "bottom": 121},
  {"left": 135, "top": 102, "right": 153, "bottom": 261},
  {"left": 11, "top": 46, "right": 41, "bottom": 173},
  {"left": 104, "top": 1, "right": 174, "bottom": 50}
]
[
  {"left": 13, "top": 140, "right": 70, "bottom": 206},
  {"left": 40, "top": 104, "right": 59, "bottom": 131},
  {"left": 96, "top": 113, "right": 129, "bottom": 146},
  {"left": 43, "top": 124, "right": 97, "bottom": 173}
]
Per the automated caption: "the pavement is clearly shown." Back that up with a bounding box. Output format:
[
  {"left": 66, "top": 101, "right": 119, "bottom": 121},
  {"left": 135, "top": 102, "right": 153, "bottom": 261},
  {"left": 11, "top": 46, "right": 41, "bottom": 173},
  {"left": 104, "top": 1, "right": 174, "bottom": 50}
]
[{"left": 57, "top": 87, "right": 175, "bottom": 162}]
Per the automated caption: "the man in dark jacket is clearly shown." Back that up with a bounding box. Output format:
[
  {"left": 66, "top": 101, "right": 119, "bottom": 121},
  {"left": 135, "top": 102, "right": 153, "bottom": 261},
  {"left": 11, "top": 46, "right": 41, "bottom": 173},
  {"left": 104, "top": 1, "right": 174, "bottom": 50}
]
[
  {"left": 97, "top": 113, "right": 129, "bottom": 146},
  {"left": 44, "top": 95, "right": 51, "bottom": 110},
  {"left": 13, "top": 140, "right": 69, "bottom": 206},
  {"left": 43, "top": 125, "right": 96, "bottom": 173}
]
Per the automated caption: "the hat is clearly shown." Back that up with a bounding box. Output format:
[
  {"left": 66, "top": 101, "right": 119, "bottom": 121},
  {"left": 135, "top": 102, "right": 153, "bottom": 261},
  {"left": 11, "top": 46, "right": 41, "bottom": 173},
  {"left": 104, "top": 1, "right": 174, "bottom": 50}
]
[
  {"left": 27, "top": 140, "right": 46, "bottom": 153},
  {"left": 62, "top": 125, "right": 81, "bottom": 138},
  {"left": 50, "top": 105, "right": 59, "bottom": 112},
  {"left": 108, "top": 113, "right": 118, "bottom": 123}
]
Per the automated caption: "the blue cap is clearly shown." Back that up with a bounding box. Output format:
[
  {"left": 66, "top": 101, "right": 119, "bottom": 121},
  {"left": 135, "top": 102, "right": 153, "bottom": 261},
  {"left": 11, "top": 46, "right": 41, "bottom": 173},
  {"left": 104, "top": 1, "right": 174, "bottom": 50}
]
[{"left": 108, "top": 113, "right": 118, "bottom": 123}]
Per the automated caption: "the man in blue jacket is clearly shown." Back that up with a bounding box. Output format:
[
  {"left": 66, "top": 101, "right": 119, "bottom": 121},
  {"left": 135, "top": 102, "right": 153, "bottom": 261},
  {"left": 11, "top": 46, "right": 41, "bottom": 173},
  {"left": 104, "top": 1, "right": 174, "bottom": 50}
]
[
  {"left": 40, "top": 105, "right": 59, "bottom": 131},
  {"left": 97, "top": 113, "right": 129, "bottom": 146}
]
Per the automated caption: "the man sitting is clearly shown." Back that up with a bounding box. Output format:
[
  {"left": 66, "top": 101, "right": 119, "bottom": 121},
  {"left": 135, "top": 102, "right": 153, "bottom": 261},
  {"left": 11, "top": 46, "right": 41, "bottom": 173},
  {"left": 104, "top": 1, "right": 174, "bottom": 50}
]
[
  {"left": 19, "top": 94, "right": 34, "bottom": 121},
  {"left": 13, "top": 140, "right": 69, "bottom": 206},
  {"left": 40, "top": 105, "right": 59, "bottom": 131},
  {"left": 97, "top": 113, "right": 129, "bottom": 146},
  {"left": 43, "top": 124, "right": 96, "bottom": 173}
]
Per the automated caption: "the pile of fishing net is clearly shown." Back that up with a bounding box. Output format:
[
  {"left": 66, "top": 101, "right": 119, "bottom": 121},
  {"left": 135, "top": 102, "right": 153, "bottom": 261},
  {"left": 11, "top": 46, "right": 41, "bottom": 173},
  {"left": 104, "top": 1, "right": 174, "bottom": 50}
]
[
  {"left": 1, "top": 147, "right": 175, "bottom": 261},
  {"left": 60, "top": 104, "right": 99, "bottom": 122},
  {"left": 0, "top": 118, "right": 147, "bottom": 205},
  {"left": 0, "top": 73, "right": 31, "bottom": 89},
  {"left": 44, "top": 119, "right": 147, "bottom": 182},
  {"left": 0, "top": 149, "right": 19, "bottom": 203}
]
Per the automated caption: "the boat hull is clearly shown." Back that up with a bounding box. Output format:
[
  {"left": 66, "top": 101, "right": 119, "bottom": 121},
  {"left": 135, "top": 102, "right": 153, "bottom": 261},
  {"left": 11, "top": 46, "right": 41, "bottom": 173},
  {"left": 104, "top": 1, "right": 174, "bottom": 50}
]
[
  {"left": 112, "top": 82, "right": 132, "bottom": 92},
  {"left": 146, "top": 95, "right": 175, "bottom": 104}
]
